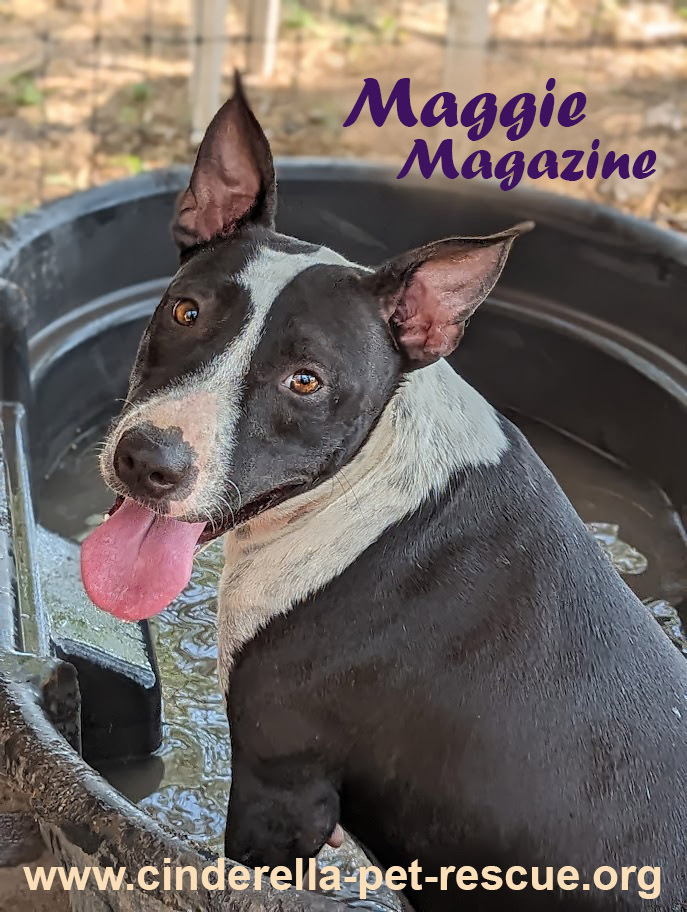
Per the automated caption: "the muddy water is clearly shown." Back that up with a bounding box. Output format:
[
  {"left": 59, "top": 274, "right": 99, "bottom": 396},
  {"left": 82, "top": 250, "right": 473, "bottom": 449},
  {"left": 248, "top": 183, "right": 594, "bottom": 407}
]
[
  {"left": 514, "top": 416, "right": 687, "bottom": 611},
  {"left": 37, "top": 413, "right": 687, "bottom": 864},
  {"left": 99, "top": 540, "right": 230, "bottom": 844}
]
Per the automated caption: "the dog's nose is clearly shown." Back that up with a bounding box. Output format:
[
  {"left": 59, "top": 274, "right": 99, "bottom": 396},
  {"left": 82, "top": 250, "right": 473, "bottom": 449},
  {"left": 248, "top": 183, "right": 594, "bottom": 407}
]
[{"left": 113, "top": 426, "right": 193, "bottom": 502}]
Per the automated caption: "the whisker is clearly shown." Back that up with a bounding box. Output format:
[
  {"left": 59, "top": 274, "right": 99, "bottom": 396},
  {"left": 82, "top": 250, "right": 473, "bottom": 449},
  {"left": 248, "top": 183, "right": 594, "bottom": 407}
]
[
  {"left": 214, "top": 492, "right": 235, "bottom": 529},
  {"left": 226, "top": 479, "right": 243, "bottom": 511},
  {"left": 205, "top": 508, "right": 218, "bottom": 537},
  {"left": 339, "top": 469, "right": 363, "bottom": 516},
  {"left": 333, "top": 474, "right": 351, "bottom": 510}
]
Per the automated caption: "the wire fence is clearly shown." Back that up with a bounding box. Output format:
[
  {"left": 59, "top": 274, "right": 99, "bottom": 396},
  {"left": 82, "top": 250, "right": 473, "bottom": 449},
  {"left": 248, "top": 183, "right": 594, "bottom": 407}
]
[{"left": 0, "top": 0, "right": 685, "bottom": 228}]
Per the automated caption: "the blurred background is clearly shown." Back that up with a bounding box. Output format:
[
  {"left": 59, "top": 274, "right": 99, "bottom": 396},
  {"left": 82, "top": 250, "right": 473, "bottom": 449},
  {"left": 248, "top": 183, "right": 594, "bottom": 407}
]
[{"left": 0, "top": 0, "right": 685, "bottom": 230}]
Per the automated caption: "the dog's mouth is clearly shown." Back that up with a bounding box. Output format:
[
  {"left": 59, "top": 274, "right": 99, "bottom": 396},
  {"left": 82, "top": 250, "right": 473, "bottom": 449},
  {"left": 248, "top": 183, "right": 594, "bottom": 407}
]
[
  {"left": 196, "top": 481, "right": 304, "bottom": 544},
  {"left": 103, "top": 480, "right": 303, "bottom": 544},
  {"left": 80, "top": 483, "right": 304, "bottom": 623}
]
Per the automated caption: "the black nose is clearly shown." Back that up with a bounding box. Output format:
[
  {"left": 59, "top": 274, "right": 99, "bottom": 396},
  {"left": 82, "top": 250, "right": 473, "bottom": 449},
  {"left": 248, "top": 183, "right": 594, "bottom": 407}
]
[{"left": 113, "top": 425, "right": 194, "bottom": 502}]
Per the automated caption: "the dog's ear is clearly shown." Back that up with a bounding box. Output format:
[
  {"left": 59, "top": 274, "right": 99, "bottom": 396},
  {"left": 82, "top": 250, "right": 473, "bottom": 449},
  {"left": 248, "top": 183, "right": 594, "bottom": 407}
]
[
  {"left": 370, "top": 222, "right": 534, "bottom": 369},
  {"left": 172, "top": 72, "right": 275, "bottom": 252}
]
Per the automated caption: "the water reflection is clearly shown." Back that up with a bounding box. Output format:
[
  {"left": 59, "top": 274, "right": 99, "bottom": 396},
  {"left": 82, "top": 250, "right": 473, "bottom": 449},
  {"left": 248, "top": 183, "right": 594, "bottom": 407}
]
[{"left": 141, "top": 540, "right": 229, "bottom": 848}]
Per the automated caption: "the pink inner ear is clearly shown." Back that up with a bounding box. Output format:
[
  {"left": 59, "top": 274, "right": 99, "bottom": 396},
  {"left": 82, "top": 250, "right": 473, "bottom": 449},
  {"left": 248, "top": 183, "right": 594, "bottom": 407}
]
[
  {"left": 176, "top": 153, "right": 259, "bottom": 244},
  {"left": 392, "top": 244, "right": 506, "bottom": 365},
  {"left": 394, "top": 271, "right": 465, "bottom": 362},
  {"left": 171, "top": 78, "right": 274, "bottom": 250},
  {"left": 175, "top": 127, "right": 260, "bottom": 245}
]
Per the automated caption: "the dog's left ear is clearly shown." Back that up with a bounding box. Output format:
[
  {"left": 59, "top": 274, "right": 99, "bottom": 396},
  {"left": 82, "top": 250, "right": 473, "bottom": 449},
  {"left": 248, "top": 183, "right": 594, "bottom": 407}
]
[
  {"left": 172, "top": 71, "right": 275, "bottom": 252},
  {"left": 370, "top": 222, "right": 534, "bottom": 369}
]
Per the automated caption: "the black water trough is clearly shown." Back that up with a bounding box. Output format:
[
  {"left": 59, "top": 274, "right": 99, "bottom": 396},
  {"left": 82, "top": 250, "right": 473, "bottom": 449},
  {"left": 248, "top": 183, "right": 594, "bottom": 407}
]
[{"left": 1, "top": 161, "right": 686, "bottom": 910}]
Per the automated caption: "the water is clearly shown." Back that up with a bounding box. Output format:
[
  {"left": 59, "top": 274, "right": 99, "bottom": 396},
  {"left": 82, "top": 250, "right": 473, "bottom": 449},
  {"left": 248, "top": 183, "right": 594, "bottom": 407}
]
[
  {"left": 515, "top": 415, "right": 687, "bottom": 610},
  {"left": 36, "top": 414, "right": 687, "bottom": 874},
  {"left": 100, "top": 540, "right": 231, "bottom": 846},
  {"left": 645, "top": 599, "right": 687, "bottom": 659}
]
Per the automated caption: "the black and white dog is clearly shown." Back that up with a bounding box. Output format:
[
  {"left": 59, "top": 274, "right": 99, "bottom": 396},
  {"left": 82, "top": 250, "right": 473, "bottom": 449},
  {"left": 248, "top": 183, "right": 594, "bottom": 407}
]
[{"left": 82, "top": 78, "right": 687, "bottom": 910}]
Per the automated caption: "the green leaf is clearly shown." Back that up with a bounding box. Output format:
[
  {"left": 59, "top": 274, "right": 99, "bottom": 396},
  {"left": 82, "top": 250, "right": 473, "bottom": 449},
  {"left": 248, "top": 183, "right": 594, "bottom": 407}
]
[
  {"left": 12, "top": 75, "right": 43, "bottom": 107},
  {"left": 130, "top": 81, "right": 153, "bottom": 104}
]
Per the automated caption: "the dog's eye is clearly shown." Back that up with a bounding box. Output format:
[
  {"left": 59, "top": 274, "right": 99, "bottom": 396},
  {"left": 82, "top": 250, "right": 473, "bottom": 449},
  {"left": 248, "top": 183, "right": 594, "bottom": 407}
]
[
  {"left": 286, "top": 371, "right": 321, "bottom": 395},
  {"left": 173, "top": 299, "right": 199, "bottom": 326}
]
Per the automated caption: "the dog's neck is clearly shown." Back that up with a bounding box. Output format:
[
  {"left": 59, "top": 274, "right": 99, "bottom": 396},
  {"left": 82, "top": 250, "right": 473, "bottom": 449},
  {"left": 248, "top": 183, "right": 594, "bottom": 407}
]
[{"left": 217, "top": 359, "right": 507, "bottom": 690}]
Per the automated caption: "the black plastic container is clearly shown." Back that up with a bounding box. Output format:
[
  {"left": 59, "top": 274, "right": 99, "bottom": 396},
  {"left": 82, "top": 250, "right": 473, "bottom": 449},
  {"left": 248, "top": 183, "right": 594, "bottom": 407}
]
[{"left": 1, "top": 162, "right": 686, "bottom": 910}]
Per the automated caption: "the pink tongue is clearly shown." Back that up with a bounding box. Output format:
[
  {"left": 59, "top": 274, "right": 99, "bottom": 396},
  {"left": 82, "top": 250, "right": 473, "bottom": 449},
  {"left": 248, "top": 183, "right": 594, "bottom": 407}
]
[{"left": 81, "top": 499, "right": 206, "bottom": 621}]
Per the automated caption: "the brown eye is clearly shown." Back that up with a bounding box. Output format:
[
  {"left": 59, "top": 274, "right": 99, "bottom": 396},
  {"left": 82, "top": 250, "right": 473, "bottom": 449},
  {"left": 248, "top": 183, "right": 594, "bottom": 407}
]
[
  {"left": 287, "top": 371, "right": 321, "bottom": 395},
  {"left": 173, "top": 299, "right": 199, "bottom": 326}
]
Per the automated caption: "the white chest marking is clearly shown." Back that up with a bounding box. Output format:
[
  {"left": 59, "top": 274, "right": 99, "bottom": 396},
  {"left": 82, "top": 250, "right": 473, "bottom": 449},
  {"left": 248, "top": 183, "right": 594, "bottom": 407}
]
[{"left": 217, "top": 359, "right": 507, "bottom": 691}]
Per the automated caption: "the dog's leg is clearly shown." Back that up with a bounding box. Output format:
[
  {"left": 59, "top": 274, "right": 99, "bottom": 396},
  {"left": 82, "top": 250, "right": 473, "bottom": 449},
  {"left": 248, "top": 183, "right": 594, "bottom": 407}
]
[{"left": 225, "top": 749, "right": 340, "bottom": 877}]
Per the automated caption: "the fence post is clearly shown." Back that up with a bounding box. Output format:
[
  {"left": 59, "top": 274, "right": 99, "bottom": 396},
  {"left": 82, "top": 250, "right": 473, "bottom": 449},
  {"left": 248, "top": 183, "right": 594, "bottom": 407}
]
[
  {"left": 444, "top": 0, "right": 490, "bottom": 99},
  {"left": 245, "top": 0, "right": 281, "bottom": 79},
  {"left": 189, "top": 0, "right": 229, "bottom": 145}
]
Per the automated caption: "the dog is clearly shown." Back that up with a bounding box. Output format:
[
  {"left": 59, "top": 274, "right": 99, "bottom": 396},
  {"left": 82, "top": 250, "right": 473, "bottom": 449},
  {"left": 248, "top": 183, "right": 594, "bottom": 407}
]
[{"left": 82, "top": 76, "right": 687, "bottom": 910}]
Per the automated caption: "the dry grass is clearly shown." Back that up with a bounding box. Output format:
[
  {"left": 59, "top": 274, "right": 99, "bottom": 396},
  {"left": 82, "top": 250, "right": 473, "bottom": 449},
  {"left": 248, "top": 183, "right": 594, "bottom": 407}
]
[{"left": 0, "top": 0, "right": 685, "bottom": 230}]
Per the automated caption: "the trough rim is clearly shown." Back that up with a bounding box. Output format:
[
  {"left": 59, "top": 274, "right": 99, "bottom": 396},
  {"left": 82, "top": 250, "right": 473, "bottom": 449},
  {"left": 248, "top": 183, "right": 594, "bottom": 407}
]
[{"left": 0, "top": 159, "right": 686, "bottom": 270}]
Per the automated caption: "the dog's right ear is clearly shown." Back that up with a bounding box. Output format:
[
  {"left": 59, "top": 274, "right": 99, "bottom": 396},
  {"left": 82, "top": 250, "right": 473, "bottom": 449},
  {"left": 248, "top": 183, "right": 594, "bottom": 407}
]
[
  {"left": 369, "top": 222, "right": 534, "bottom": 369},
  {"left": 172, "top": 72, "right": 276, "bottom": 253}
]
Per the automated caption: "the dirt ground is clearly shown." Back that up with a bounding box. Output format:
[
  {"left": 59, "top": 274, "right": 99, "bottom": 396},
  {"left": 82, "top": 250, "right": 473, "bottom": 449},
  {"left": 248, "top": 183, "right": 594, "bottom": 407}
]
[{"left": 0, "top": 0, "right": 686, "bottom": 230}]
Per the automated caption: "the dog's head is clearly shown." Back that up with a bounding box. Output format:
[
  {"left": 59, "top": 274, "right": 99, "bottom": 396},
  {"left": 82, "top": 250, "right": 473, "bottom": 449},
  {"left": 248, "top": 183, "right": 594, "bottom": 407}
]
[{"left": 81, "top": 75, "right": 531, "bottom": 621}]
